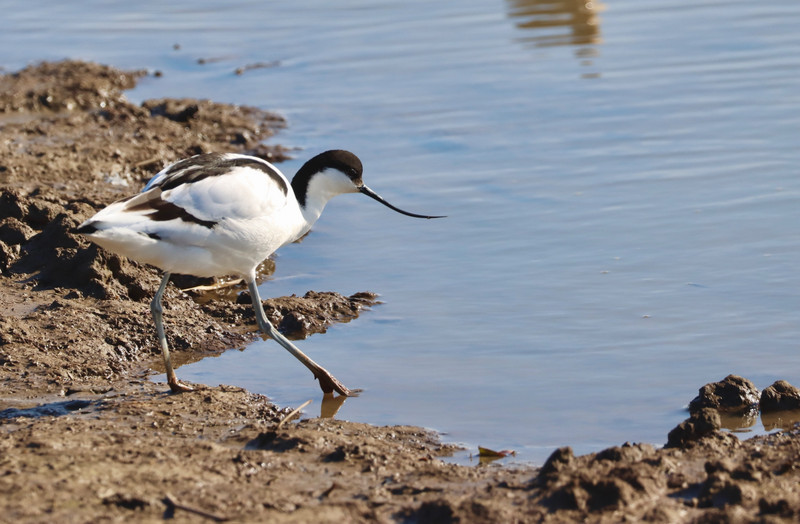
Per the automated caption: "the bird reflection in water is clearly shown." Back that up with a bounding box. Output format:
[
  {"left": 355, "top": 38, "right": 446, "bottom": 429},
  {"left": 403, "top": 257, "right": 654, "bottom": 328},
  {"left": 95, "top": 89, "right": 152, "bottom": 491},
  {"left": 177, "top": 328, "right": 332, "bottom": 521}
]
[
  {"left": 506, "top": 0, "right": 605, "bottom": 77},
  {"left": 506, "top": 0, "right": 605, "bottom": 47}
]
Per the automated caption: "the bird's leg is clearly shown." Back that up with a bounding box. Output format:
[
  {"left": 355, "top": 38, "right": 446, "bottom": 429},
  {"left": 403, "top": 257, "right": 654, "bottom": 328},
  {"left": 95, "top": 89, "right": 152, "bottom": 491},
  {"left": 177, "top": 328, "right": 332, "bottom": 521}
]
[
  {"left": 151, "top": 272, "right": 193, "bottom": 393},
  {"left": 247, "top": 279, "right": 358, "bottom": 397}
]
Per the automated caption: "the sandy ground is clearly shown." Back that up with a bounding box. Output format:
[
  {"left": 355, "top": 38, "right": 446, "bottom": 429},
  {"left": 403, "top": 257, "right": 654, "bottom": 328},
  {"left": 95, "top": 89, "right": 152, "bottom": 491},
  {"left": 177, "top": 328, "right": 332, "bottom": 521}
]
[{"left": 2, "top": 60, "right": 800, "bottom": 522}]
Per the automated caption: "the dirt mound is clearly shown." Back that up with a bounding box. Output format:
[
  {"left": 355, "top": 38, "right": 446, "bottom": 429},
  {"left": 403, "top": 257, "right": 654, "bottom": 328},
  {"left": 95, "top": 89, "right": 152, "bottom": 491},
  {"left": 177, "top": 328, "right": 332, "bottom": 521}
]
[
  {"left": 689, "top": 374, "right": 760, "bottom": 413},
  {"left": 0, "top": 60, "right": 142, "bottom": 113},
  {"left": 761, "top": 380, "right": 800, "bottom": 412},
  {"left": 0, "top": 61, "right": 288, "bottom": 196},
  {"left": 203, "top": 289, "right": 381, "bottom": 339}
]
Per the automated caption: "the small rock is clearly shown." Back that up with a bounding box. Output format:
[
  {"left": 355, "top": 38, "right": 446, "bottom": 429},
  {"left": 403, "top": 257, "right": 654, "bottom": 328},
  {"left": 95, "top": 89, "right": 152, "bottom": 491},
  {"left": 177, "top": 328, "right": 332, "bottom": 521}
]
[
  {"left": 593, "top": 442, "right": 654, "bottom": 464},
  {"left": 759, "top": 497, "right": 794, "bottom": 518},
  {"left": 0, "top": 217, "right": 35, "bottom": 245},
  {"left": 585, "top": 477, "right": 637, "bottom": 511},
  {"left": 760, "top": 380, "right": 800, "bottom": 412},
  {"left": 539, "top": 446, "right": 574, "bottom": 476},
  {"left": 0, "top": 240, "right": 18, "bottom": 273},
  {"left": 665, "top": 408, "right": 721, "bottom": 448},
  {"left": 704, "top": 459, "right": 735, "bottom": 476},
  {"left": 534, "top": 446, "right": 575, "bottom": 488},
  {"left": 323, "top": 446, "right": 348, "bottom": 462},
  {"left": 26, "top": 200, "right": 66, "bottom": 228},
  {"left": 145, "top": 99, "right": 199, "bottom": 123},
  {"left": 688, "top": 375, "right": 759, "bottom": 414},
  {"left": 400, "top": 500, "right": 456, "bottom": 524},
  {"left": 698, "top": 472, "right": 743, "bottom": 508},
  {"left": 279, "top": 311, "right": 312, "bottom": 338},
  {"left": 0, "top": 190, "right": 27, "bottom": 220}
]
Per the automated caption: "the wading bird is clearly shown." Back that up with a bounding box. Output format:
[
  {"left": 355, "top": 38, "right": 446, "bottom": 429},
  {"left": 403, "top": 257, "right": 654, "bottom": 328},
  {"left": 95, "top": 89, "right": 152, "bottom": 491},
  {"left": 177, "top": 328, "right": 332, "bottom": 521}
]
[{"left": 76, "top": 150, "right": 442, "bottom": 395}]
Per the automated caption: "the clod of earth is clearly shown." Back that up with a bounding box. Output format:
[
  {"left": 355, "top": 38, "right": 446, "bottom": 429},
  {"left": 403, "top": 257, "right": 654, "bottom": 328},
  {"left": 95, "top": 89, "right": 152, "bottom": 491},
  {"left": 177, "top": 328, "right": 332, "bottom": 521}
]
[
  {"left": 689, "top": 374, "right": 760, "bottom": 414},
  {"left": 761, "top": 380, "right": 800, "bottom": 412}
]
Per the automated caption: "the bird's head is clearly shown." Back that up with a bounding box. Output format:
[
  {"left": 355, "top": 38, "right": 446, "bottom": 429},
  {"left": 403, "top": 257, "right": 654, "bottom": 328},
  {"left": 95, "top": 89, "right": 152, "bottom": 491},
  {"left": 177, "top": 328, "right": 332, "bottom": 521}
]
[{"left": 293, "top": 150, "right": 445, "bottom": 219}]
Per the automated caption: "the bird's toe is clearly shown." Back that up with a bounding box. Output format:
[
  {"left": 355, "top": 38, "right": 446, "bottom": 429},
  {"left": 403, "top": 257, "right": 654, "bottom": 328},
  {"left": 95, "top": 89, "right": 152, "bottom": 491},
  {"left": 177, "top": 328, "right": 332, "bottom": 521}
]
[{"left": 168, "top": 380, "right": 195, "bottom": 393}]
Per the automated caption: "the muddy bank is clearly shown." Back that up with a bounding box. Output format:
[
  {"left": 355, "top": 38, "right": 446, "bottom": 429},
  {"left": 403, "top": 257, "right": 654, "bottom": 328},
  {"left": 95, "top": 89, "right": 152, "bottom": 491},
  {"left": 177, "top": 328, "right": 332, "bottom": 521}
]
[{"left": 2, "top": 60, "right": 800, "bottom": 522}]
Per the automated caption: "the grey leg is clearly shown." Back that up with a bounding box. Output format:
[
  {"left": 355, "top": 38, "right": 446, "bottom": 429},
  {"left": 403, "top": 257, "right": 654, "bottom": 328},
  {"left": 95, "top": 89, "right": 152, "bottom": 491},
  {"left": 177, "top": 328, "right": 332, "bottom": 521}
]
[
  {"left": 151, "top": 272, "right": 193, "bottom": 393},
  {"left": 247, "top": 278, "right": 358, "bottom": 396}
]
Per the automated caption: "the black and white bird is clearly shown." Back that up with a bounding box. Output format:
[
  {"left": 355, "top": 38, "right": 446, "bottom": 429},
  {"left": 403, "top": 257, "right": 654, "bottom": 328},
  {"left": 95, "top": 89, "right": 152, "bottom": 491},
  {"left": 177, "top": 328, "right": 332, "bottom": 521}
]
[{"left": 76, "top": 150, "right": 442, "bottom": 396}]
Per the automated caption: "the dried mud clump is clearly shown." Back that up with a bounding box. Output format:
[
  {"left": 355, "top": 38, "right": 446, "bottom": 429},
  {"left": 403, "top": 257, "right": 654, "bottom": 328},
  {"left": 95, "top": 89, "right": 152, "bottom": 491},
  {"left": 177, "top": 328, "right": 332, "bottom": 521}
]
[
  {"left": 671, "top": 376, "right": 800, "bottom": 448},
  {"left": 665, "top": 407, "right": 723, "bottom": 448},
  {"left": 534, "top": 443, "right": 663, "bottom": 514},
  {"left": 0, "top": 60, "right": 289, "bottom": 195},
  {"left": 0, "top": 60, "right": 143, "bottom": 113},
  {"left": 225, "top": 290, "right": 380, "bottom": 339},
  {"left": 2, "top": 193, "right": 147, "bottom": 300},
  {"left": 689, "top": 374, "right": 760, "bottom": 414},
  {"left": 142, "top": 98, "right": 286, "bottom": 158},
  {"left": 761, "top": 380, "right": 800, "bottom": 412}
]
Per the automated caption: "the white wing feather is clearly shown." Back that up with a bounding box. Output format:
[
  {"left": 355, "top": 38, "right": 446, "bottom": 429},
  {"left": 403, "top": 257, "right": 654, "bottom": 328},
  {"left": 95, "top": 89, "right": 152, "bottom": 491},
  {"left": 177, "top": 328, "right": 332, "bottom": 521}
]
[{"left": 162, "top": 165, "right": 289, "bottom": 222}]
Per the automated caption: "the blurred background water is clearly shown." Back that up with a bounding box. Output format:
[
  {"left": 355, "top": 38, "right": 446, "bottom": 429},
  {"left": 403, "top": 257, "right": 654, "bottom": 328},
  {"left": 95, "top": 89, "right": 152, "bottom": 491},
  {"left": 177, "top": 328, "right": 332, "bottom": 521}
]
[{"left": 2, "top": 0, "right": 800, "bottom": 464}]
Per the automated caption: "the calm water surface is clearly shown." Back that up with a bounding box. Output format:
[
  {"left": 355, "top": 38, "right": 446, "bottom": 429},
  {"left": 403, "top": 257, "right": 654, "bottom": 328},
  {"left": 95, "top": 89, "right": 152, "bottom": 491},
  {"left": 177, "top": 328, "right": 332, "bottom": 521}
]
[{"left": 3, "top": 0, "right": 800, "bottom": 463}]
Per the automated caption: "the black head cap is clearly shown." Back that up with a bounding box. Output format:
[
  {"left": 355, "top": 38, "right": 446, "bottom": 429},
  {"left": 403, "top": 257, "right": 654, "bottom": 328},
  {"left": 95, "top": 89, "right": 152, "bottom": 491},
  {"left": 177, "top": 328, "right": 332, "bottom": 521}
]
[{"left": 291, "top": 150, "right": 363, "bottom": 206}]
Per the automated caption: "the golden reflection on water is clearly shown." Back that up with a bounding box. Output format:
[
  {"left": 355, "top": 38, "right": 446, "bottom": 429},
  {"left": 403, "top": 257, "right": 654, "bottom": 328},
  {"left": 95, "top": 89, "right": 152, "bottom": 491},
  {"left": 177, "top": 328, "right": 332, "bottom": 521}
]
[
  {"left": 761, "top": 410, "right": 800, "bottom": 432},
  {"left": 718, "top": 409, "right": 800, "bottom": 434},
  {"left": 320, "top": 393, "right": 348, "bottom": 418},
  {"left": 718, "top": 410, "right": 759, "bottom": 432},
  {"left": 506, "top": 0, "right": 605, "bottom": 47}
]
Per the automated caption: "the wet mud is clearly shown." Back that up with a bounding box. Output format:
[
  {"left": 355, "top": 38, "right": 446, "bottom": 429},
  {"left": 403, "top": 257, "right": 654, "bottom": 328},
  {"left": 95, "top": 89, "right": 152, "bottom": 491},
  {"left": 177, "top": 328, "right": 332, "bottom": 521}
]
[{"left": 3, "top": 60, "right": 800, "bottom": 522}]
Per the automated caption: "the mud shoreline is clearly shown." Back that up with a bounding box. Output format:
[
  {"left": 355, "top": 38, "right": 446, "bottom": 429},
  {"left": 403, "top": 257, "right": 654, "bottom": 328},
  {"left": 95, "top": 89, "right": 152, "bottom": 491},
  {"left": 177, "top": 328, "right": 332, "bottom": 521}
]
[{"left": 2, "top": 60, "right": 800, "bottom": 522}]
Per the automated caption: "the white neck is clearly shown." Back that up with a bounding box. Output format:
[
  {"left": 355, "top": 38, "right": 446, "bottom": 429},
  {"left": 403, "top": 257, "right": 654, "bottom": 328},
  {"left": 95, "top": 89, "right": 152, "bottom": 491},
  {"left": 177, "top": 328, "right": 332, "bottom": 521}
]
[{"left": 298, "top": 169, "right": 359, "bottom": 226}]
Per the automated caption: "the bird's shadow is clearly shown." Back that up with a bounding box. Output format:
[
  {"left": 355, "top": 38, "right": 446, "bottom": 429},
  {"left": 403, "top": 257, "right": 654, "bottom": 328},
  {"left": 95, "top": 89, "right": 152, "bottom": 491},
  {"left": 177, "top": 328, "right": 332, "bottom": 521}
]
[{"left": 0, "top": 398, "right": 96, "bottom": 420}]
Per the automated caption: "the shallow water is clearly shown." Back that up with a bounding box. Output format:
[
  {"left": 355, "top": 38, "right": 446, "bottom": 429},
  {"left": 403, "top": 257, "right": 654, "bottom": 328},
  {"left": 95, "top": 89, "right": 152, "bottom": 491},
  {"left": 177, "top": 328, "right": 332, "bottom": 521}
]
[{"left": 4, "top": 0, "right": 800, "bottom": 463}]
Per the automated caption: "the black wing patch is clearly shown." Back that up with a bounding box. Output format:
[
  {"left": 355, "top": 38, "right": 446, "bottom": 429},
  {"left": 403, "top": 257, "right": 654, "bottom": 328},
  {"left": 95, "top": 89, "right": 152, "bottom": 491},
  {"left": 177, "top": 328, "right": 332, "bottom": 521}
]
[
  {"left": 125, "top": 190, "right": 217, "bottom": 229},
  {"left": 153, "top": 153, "right": 288, "bottom": 195}
]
